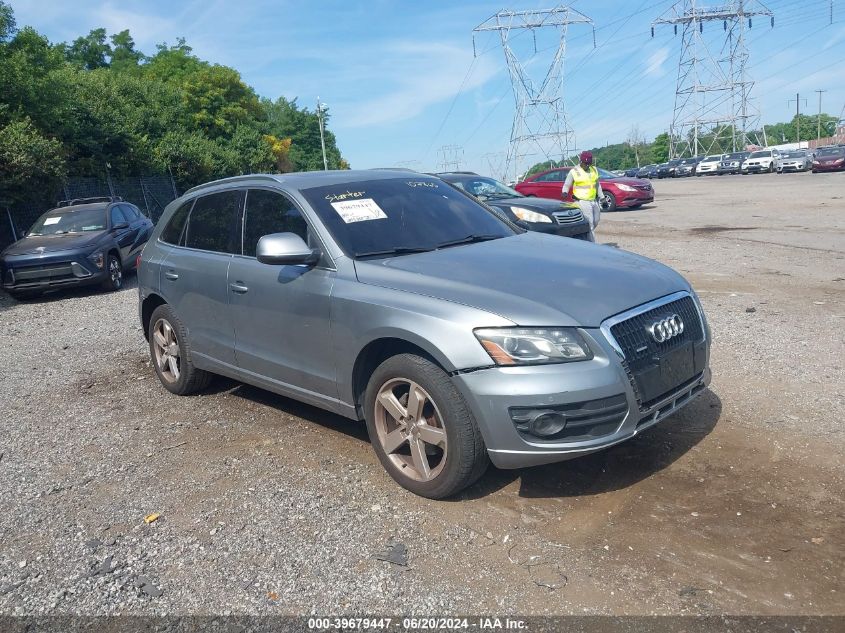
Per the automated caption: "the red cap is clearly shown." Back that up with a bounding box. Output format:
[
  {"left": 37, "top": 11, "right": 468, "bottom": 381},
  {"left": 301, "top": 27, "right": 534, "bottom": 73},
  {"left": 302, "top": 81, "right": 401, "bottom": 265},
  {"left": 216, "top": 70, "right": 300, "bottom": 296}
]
[{"left": 579, "top": 151, "right": 593, "bottom": 165}]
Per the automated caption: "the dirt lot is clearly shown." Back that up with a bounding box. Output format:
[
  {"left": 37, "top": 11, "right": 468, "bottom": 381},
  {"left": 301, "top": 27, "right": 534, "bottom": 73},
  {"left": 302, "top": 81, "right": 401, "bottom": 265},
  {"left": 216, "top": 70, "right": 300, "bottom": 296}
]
[{"left": 0, "top": 171, "right": 843, "bottom": 616}]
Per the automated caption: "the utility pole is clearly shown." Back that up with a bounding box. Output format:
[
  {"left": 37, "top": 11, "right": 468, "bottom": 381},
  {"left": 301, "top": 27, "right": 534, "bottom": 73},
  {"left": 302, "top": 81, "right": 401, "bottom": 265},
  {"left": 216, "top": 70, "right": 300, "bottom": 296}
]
[
  {"left": 815, "top": 89, "right": 827, "bottom": 140},
  {"left": 652, "top": 1, "right": 774, "bottom": 158},
  {"left": 316, "top": 97, "right": 329, "bottom": 171},
  {"left": 789, "top": 92, "right": 807, "bottom": 144},
  {"left": 473, "top": 7, "right": 595, "bottom": 183}
]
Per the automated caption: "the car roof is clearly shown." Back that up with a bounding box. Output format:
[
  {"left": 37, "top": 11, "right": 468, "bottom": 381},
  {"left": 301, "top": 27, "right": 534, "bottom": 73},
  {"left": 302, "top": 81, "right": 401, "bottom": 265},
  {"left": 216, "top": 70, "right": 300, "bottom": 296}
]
[
  {"left": 45, "top": 202, "right": 111, "bottom": 213},
  {"left": 184, "top": 169, "right": 425, "bottom": 195}
]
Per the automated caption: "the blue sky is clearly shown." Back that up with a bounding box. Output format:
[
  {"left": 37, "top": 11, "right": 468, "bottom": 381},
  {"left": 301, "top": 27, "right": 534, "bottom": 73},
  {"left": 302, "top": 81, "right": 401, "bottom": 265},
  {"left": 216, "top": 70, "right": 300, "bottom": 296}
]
[{"left": 9, "top": 0, "right": 845, "bottom": 175}]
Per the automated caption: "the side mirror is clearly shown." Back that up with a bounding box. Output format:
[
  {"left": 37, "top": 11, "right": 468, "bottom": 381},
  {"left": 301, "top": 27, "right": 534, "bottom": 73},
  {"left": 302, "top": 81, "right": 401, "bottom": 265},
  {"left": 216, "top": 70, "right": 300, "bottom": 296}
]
[
  {"left": 113, "top": 222, "right": 129, "bottom": 230},
  {"left": 256, "top": 232, "right": 320, "bottom": 266}
]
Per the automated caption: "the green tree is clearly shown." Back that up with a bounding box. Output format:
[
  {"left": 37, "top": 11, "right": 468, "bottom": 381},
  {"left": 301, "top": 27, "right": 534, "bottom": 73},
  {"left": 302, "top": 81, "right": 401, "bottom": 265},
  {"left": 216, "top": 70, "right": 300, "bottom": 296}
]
[
  {"left": 0, "top": 118, "right": 66, "bottom": 204},
  {"left": 0, "top": 0, "right": 15, "bottom": 43},
  {"left": 652, "top": 132, "right": 670, "bottom": 163},
  {"left": 109, "top": 30, "right": 144, "bottom": 70},
  {"left": 64, "top": 28, "right": 111, "bottom": 69}
]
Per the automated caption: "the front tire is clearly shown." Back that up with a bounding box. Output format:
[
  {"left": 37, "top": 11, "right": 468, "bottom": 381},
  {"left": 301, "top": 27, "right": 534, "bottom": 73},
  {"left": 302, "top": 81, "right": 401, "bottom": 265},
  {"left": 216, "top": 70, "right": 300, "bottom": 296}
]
[
  {"left": 148, "top": 304, "right": 212, "bottom": 395},
  {"left": 364, "top": 354, "right": 488, "bottom": 499},
  {"left": 101, "top": 254, "right": 123, "bottom": 291}
]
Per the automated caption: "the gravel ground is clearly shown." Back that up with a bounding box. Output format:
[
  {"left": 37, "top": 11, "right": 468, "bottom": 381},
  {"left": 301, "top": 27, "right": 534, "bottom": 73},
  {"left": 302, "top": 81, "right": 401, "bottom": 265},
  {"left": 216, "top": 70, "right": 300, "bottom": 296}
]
[{"left": 0, "top": 171, "right": 843, "bottom": 616}]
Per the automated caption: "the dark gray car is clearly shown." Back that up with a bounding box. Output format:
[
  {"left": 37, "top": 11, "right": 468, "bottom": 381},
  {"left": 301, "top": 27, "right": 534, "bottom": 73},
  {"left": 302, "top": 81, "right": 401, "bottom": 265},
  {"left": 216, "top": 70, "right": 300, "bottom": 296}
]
[
  {"left": 434, "top": 172, "right": 592, "bottom": 240},
  {"left": 138, "top": 170, "right": 711, "bottom": 498}
]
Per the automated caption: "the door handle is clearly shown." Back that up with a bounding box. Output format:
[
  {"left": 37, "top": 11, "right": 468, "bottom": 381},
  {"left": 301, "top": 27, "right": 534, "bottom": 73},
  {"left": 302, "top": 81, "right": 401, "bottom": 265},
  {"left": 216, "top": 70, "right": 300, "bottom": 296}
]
[
  {"left": 164, "top": 270, "right": 179, "bottom": 281},
  {"left": 229, "top": 282, "right": 249, "bottom": 294}
]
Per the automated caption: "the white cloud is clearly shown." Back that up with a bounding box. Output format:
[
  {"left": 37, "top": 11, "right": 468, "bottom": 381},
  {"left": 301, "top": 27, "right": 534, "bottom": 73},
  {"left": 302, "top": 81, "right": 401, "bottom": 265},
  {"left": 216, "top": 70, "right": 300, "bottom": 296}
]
[{"left": 645, "top": 47, "right": 669, "bottom": 78}]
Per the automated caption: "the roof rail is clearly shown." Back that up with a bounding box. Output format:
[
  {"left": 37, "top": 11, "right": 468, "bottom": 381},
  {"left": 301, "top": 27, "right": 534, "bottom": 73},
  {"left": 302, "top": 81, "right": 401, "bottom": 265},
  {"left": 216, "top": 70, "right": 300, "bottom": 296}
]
[
  {"left": 184, "top": 174, "right": 281, "bottom": 195},
  {"left": 56, "top": 196, "right": 123, "bottom": 208}
]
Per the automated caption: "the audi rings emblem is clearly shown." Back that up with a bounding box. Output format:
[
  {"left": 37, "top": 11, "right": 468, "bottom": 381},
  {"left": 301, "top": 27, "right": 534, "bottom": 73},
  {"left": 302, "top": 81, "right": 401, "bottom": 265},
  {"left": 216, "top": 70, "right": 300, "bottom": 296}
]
[{"left": 647, "top": 314, "right": 684, "bottom": 343}]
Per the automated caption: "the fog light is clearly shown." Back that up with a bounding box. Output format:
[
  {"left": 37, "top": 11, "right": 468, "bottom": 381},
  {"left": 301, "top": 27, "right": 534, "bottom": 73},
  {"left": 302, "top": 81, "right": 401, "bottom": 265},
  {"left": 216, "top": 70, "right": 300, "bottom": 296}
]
[
  {"left": 89, "top": 252, "right": 104, "bottom": 269},
  {"left": 511, "top": 409, "right": 568, "bottom": 438}
]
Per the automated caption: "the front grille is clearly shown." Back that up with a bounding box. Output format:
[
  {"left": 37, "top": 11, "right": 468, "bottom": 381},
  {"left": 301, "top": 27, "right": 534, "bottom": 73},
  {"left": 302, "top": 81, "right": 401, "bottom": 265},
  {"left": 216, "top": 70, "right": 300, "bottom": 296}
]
[
  {"left": 608, "top": 295, "right": 707, "bottom": 410},
  {"left": 552, "top": 210, "right": 585, "bottom": 225},
  {"left": 12, "top": 263, "right": 75, "bottom": 283},
  {"left": 610, "top": 296, "right": 703, "bottom": 363},
  {"left": 634, "top": 184, "right": 652, "bottom": 191}
]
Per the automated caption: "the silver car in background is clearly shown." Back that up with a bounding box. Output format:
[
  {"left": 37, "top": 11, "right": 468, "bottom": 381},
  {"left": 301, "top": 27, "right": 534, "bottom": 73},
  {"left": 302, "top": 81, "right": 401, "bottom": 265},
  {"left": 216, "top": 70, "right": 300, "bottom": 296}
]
[
  {"left": 137, "top": 170, "right": 711, "bottom": 498},
  {"left": 777, "top": 150, "right": 812, "bottom": 173}
]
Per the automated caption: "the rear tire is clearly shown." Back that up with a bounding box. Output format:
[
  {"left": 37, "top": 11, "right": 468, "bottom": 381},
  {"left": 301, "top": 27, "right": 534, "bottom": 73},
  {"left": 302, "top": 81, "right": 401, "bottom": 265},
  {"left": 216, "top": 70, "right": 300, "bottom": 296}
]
[
  {"left": 364, "top": 354, "right": 489, "bottom": 499},
  {"left": 148, "top": 304, "right": 212, "bottom": 395}
]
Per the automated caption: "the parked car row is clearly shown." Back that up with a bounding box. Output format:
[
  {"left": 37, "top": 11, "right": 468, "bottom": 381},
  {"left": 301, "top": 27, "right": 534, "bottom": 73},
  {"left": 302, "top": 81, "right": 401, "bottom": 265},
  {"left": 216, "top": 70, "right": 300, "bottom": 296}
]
[{"left": 634, "top": 145, "right": 845, "bottom": 179}]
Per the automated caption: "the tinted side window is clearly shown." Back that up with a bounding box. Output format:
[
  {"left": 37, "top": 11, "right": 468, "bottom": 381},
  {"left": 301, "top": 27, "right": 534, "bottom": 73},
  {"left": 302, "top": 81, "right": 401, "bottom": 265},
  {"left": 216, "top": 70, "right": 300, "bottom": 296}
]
[
  {"left": 242, "top": 189, "right": 308, "bottom": 257},
  {"left": 184, "top": 191, "right": 242, "bottom": 254},
  {"left": 110, "top": 206, "right": 127, "bottom": 226},
  {"left": 160, "top": 200, "right": 193, "bottom": 245}
]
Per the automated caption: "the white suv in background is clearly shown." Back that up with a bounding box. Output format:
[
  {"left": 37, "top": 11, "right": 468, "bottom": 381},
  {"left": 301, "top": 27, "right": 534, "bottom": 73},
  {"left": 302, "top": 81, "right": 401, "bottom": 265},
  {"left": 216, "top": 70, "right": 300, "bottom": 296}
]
[
  {"left": 742, "top": 149, "right": 779, "bottom": 174},
  {"left": 696, "top": 155, "right": 723, "bottom": 176}
]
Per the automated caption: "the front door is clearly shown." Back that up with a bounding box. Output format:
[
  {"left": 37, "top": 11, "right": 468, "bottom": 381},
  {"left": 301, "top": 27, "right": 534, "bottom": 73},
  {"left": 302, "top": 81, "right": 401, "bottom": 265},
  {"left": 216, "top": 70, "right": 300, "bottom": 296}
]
[{"left": 228, "top": 188, "right": 337, "bottom": 403}]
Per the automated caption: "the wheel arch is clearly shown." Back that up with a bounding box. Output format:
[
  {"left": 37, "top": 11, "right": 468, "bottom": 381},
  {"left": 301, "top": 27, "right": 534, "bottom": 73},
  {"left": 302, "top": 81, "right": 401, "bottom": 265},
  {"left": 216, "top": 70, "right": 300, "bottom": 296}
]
[
  {"left": 141, "top": 293, "right": 168, "bottom": 341},
  {"left": 350, "top": 336, "right": 451, "bottom": 420}
]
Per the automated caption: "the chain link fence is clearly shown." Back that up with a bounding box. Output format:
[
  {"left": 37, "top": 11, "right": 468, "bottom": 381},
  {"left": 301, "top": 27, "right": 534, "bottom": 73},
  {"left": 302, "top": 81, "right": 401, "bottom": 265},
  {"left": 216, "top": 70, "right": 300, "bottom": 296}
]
[{"left": 1, "top": 174, "right": 179, "bottom": 251}]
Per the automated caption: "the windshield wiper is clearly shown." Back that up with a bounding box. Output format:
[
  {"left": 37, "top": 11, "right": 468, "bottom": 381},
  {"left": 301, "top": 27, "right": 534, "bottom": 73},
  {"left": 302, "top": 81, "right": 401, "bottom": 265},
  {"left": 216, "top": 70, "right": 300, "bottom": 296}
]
[
  {"left": 435, "top": 234, "right": 503, "bottom": 249},
  {"left": 484, "top": 192, "right": 515, "bottom": 200},
  {"left": 355, "top": 246, "right": 433, "bottom": 259}
]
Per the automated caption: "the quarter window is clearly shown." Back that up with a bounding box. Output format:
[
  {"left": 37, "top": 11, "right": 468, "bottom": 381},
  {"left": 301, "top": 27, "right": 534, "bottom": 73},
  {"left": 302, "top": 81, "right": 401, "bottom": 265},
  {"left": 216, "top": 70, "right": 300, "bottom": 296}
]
[
  {"left": 243, "top": 189, "right": 309, "bottom": 257},
  {"left": 160, "top": 200, "right": 193, "bottom": 245},
  {"left": 184, "top": 191, "right": 242, "bottom": 253}
]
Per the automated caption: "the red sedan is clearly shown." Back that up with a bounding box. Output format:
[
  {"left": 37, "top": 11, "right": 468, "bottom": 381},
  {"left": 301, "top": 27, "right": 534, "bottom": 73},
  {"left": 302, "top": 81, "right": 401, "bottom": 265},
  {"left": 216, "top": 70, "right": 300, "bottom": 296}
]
[
  {"left": 812, "top": 146, "right": 845, "bottom": 173},
  {"left": 515, "top": 166, "right": 654, "bottom": 211}
]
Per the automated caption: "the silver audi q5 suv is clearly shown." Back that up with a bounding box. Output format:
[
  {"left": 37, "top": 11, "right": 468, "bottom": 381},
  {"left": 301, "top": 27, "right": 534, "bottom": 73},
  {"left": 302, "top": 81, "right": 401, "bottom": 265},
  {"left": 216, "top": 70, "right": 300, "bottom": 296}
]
[{"left": 138, "top": 170, "right": 711, "bottom": 498}]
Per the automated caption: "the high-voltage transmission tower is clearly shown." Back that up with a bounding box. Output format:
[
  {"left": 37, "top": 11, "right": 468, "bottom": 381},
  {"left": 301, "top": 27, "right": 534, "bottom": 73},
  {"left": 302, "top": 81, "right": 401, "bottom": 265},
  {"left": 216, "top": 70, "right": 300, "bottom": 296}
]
[
  {"left": 652, "top": 1, "right": 773, "bottom": 158},
  {"left": 437, "top": 145, "right": 464, "bottom": 172},
  {"left": 473, "top": 6, "right": 594, "bottom": 182}
]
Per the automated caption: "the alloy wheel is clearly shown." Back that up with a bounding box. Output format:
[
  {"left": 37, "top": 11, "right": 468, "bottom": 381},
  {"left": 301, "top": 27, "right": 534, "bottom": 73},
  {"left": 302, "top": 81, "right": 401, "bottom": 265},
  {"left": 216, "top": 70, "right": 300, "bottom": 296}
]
[
  {"left": 152, "top": 318, "right": 181, "bottom": 383},
  {"left": 374, "top": 378, "right": 448, "bottom": 482},
  {"left": 109, "top": 257, "right": 122, "bottom": 288}
]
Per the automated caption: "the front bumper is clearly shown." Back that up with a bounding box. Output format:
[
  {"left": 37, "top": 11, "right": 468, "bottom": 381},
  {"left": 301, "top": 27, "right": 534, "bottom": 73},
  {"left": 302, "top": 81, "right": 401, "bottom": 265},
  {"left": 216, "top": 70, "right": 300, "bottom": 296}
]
[
  {"left": 779, "top": 163, "right": 807, "bottom": 172},
  {"left": 813, "top": 162, "right": 845, "bottom": 172},
  {"left": 452, "top": 294, "right": 711, "bottom": 469},
  {"left": 523, "top": 218, "right": 592, "bottom": 239},
  {"left": 1, "top": 256, "right": 105, "bottom": 293},
  {"left": 616, "top": 191, "right": 654, "bottom": 208}
]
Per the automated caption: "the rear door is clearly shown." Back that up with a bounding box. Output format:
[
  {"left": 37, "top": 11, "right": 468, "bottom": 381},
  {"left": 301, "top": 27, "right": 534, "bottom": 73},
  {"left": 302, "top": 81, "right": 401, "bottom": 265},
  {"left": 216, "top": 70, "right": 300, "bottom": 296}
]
[
  {"left": 159, "top": 190, "right": 243, "bottom": 367},
  {"left": 108, "top": 205, "right": 136, "bottom": 263},
  {"left": 228, "top": 188, "right": 337, "bottom": 403},
  {"left": 528, "top": 169, "right": 568, "bottom": 200}
]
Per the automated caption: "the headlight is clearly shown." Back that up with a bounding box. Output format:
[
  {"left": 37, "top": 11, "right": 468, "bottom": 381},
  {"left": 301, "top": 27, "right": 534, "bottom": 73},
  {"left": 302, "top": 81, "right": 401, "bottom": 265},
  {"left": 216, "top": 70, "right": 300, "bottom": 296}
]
[
  {"left": 88, "top": 251, "right": 104, "bottom": 269},
  {"left": 835, "top": 158, "right": 844, "bottom": 164},
  {"left": 616, "top": 184, "right": 637, "bottom": 192},
  {"left": 510, "top": 207, "right": 552, "bottom": 223},
  {"left": 474, "top": 327, "right": 592, "bottom": 365}
]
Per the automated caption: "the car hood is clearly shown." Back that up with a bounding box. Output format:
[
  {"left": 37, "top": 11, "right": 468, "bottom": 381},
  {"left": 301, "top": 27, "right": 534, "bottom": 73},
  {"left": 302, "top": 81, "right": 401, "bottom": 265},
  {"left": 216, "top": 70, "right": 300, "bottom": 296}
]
[
  {"left": 816, "top": 156, "right": 843, "bottom": 163},
  {"left": 354, "top": 232, "right": 690, "bottom": 327},
  {"left": 1, "top": 232, "right": 105, "bottom": 257},
  {"left": 603, "top": 177, "right": 650, "bottom": 188},
  {"left": 485, "top": 196, "right": 579, "bottom": 213}
]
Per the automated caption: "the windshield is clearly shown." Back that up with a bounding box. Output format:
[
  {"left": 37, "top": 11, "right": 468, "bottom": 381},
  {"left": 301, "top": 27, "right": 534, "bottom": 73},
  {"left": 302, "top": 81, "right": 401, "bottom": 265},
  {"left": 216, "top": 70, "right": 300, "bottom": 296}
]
[
  {"left": 816, "top": 147, "right": 844, "bottom": 157},
  {"left": 301, "top": 177, "right": 516, "bottom": 258},
  {"left": 596, "top": 167, "right": 618, "bottom": 179},
  {"left": 749, "top": 151, "right": 771, "bottom": 158},
  {"left": 724, "top": 153, "right": 745, "bottom": 160},
  {"left": 704, "top": 155, "right": 722, "bottom": 161},
  {"left": 28, "top": 207, "right": 108, "bottom": 236},
  {"left": 449, "top": 176, "right": 523, "bottom": 201},
  {"left": 782, "top": 151, "right": 805, "bottom": 158}
]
